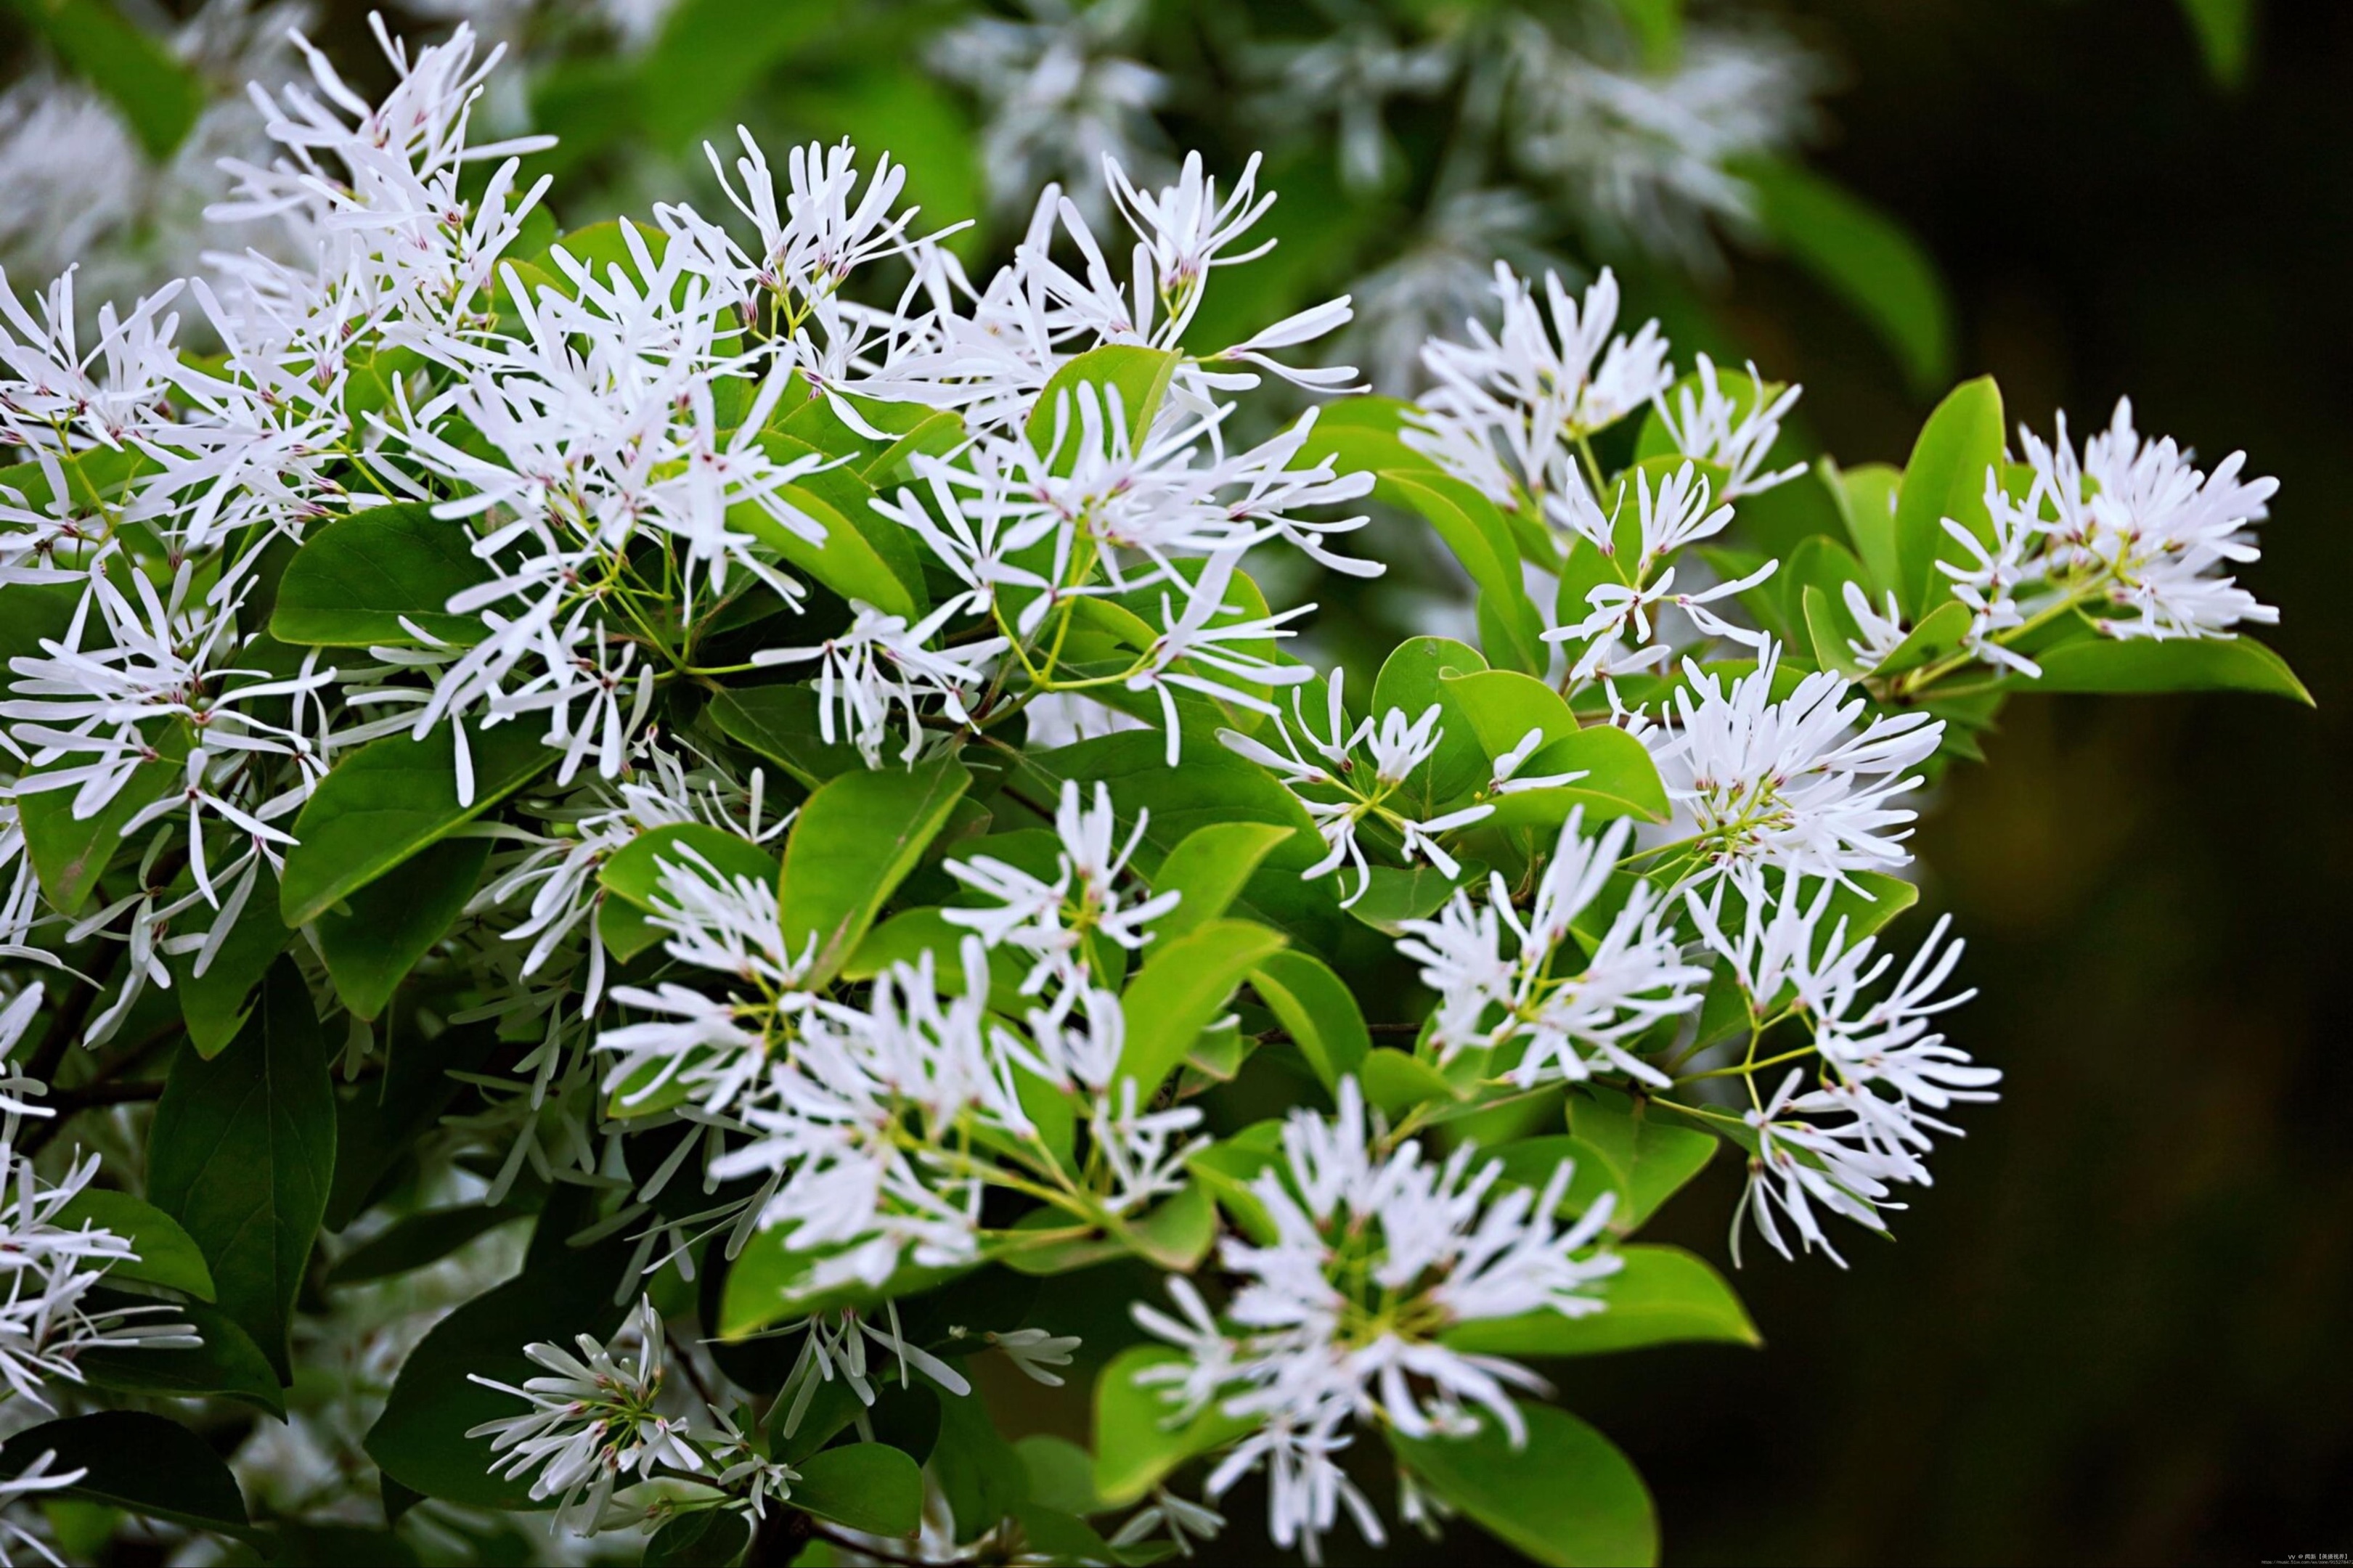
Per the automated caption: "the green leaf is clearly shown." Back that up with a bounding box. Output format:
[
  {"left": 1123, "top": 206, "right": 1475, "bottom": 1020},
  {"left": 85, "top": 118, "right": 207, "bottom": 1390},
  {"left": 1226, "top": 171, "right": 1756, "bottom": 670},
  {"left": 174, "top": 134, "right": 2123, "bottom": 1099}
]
[
  {"left": 1870, "top": 598, "right": 1976, "bottom": 678},
  {"left": 78, "top": 1291, "right": 286, "bottom": 1418},
  {"left": 1024, "top": 346, "right": 1181, "bottom": 467},
  {"left": 2177, "top": 0, "right": 2254, "bottom": 88},
  {"left": 1247, "top": 950, "right": 1369, "bottom": 1094},
  {"left": 1442, "top": 671, "right": 1672, "bottom": 825},
  {"left": 1440, "top": 1244, "right": 1758, "bottom": 1358},
  {"left": 1487, "top": 1134, "right": 1629, "bottom": 1221},
  {"left": 0, "top": 1413, "right": 250, "bottom": 1539},
  {"left": 1569, "top": 1087, "right": 1721, "bottom": 1231},
  {"left": 16, "top": 723, "right": 188, "bottom": 915},
  {"left": 1371, "top": 637, "right": 1492, "bottom": 814},
  {"left": 325, "top": 1025, "right": 497, "bottom": 1232},
  {"left": 1827, "top": 458, "right": 1905, "bottom": 600},
  {"left": 2012, "top": 633, "right": 2312, "bottom": 704},
  {"left": 780, "top": 754, "right": 971, "bottom": 984},
  {"left": 1115, "top": 918, "right": 1289, "bottom": 1093},
  {"left": 1092, "top": 1345, "right": 1256, "bottom": 1507},
  {"left": 1374, "top": 474, "right": 1547, "bottom": 674},
  {"left": 1016, "top": 1434, "right": 1104, "bottom": 1519},
  {"left": 317, "top": 834, "right": 489, "bottom": 1021},
  {"left": 1739, "top": 158, "right": 1954, "bottom": 396},
  {"left": 166, "top": 860, "right": 292, "bottom": 1058},
  {"left": 279, "top": 720, "right": 553, "bottom": 926},
  {"left": 1803, "top": 582, "right": 1868, "bottom": 678},
  {"left": 1360, "top": 1048, "right": 1459, "bottom": 1115},
  {"left": 1390, "top": 1402, "right": 1658, "bottom": 1567},
  {"left": 934, "top": 1382, "right": 1032, "bottom": 1540},
  {"left": 269, "top": 505, "right": 494, "bottom": 647},
  {"left": 145, "top": 959, "right": 334, "bottom": 1384},
  {"left": 1345, "top": 862, "right": 1478, "bottom": 936},
  {"left": 49, "top": 1189, "right": 213, "bottom": 1301},
  {"left": 601, "top": 822, "right": 781, "bottom": 912},
  {"left": 1893, "top": 377, "right": 2004, "bottom": 620},
  {"left": 1148, "top": 821, "right": 1299, "bottom": 939},
  {"left": 327, "top": 1204, "right": 529, "bottom": 1286},
  {"left": 366, "top": 1194, "right": 633, "bottom": 1507},
  {"left": 709, "top": 683, "right": 867, "bottom": 788},
  {"left": 643, "top": 1509, "right": 751, "bottom": 1567},
  {"left": 731, "top": 467, "right": 918, "bottom": 621},
  {"left": 794, "top": 1443, "right": 925, "bottom": 1537},
  {"left": 3, "top": 0, "right": 205, "bottom": 159},
  {"left": 1121, "top": 1179, "right": 1218, "bottom": 1271}
]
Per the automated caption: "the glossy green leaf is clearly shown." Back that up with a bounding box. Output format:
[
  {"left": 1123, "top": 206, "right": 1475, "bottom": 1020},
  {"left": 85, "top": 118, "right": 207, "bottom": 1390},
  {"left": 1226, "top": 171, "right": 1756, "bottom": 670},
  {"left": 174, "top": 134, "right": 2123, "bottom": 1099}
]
[
  {"left": 269, "top": 505, "right": 493, "bottom": 647},
  {"left": 1440, "top": 1244, "right": 1758, "bottom": 1358},
  {"left": 1248, "top": 949, "right": 1369, "bottom": 1093},
  {"left": 280, "top": 720, "right": 552, "bottom": 926},
  {"left": 1122, "top": 1179, "right": 1218, "bottom": 1271},
  {"left": 78, "top": 1291, "right": 285, "bottom": 1418},
  {"left": 1376, "top": 473, "right": 1547, "bottom": 674},
  {"left": 600, "top": 822, "right": 781, "bottom": 913},
  {"left": 1345, "top": 862, "right": 1477, "bottom": 936},
  {"left": 1827, "top": 458, "right": 1904, "bottom": 600},
  {"left": 1893, "top": 377, "right": 2004, "bottom": 620},
  {"left": 730, "top": 470, "right": 918, "bottom": 621},
  {"left": 709, "top": 683, "right": 865, "bottom": 788},
  {"left": 1872, "top": 599, "right": 1977, "bottom": 678},
  {"left": 1148, "top": 821, "right": 1299, "bottom": 939},
  {"left": 2012, "top": 633, "right": 2312, "bottom": 704},
  {"left": 926, "top": 1381, "right": 1027, "bottom": 1540},
  {"left": 1093, "top": 1345, "right": 1257, "bottom": 1507},
  {"left": 1390, "top": 1401, "right": 1658, "bottom": 1567},
  {"left": 794, "top": 1442, "right": 924, "bottom": 1537},
  {"left": 1569, "top": 1087, "right": 1722, "bottom": 1231},
  {"left": 16, "top": 724, "right": 188, "bottom": 915},
  {"left": 0, "top": 1412, "right": 250, "bottom": 1538},
  {"left": 1024, "top": 345, "right": 1180, "bottom": 467},
  {"left": 1371, "top": 637, "right": 1491, "bottom": 814},
  {"left": 1115, "top": 918, "right": 1289, "bottom": 1093},
  {"left": 166, "top": 859, "right": 292, "bottom": 1057},
  {"left": 325, "top": 1024, "right": 497, "bottom": 1232},
  {"left": 1016, "top": 1434, "right": 1104, "bottom": 1519},
  {"left": 780, "top": 754, "right": 971, "bottom": 984},
  {"left": 1486, "top": 1134, "right": 1629, "bottom": 1220},
  {"left": 317, "top": 834, "right": 489, "bottom": 1021},
  {"left": 50, "top": 1188, "right": 213, "bottom": 1301},
  {"left": 146, "top": 959, "right": 334, "bottom": 1383},
  {"left": 1360, "top": 1048, "right": 1459, "bottom": 1115}
]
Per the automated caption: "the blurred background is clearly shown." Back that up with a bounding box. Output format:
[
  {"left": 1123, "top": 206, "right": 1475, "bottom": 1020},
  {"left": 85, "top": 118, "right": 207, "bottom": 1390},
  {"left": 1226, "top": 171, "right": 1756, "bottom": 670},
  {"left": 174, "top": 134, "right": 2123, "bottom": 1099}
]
[{"left": 3, "top": 0, "right": 2345, "bottom": 1562}]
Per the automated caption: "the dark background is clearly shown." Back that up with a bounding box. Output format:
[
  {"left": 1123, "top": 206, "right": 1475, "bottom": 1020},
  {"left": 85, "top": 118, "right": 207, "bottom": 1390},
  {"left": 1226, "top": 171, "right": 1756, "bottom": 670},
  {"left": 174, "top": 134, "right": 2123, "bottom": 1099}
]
[{"left": 1562, "top": 2, "right": 2353, "bottom": 1562}]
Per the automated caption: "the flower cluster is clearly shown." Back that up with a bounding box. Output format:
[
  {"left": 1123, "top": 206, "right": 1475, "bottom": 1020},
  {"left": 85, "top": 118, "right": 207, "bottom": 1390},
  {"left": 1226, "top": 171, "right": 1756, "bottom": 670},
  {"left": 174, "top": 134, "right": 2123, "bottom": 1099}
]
[
  {"left": 1136, "top": 1080, "right": 1620, "bottom": 1561},
  {"left": 0, "top": 15, "right": 2293, "bottom": 1565}
]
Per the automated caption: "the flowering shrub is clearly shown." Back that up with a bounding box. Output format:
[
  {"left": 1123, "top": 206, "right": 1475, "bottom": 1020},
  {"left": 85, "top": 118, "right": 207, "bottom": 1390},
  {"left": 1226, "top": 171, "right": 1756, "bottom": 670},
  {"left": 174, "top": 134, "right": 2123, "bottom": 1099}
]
[{"left": 0, "top": 17, "right": 2307, "bottom": 1567}]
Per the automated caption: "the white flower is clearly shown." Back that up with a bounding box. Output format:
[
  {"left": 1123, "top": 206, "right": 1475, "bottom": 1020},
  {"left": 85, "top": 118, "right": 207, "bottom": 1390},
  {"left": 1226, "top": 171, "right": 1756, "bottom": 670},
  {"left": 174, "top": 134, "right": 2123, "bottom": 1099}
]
[
  {"left": 983, "top": 1326, "right": 1083, "bottom": 1387},
  {"left": 468, "top": 1297, "right": 713, "bottom": 1535},
  {"left": 1397, "top": 810, "right": 1707, "bottom": 1082},
  {"left": 1647, "top": 642, "right": 1943, "bottom": 894},
  {"left": 1408, "top": 263, "right": 1673, "bottom": 514},
  {"left": 2015, "top": 398, "right": 2279, "bottom": 642},
  {"left": 1651, "top": 355, "right": 1806, "bottom": 498},
  {"left": 0, "top": 1144, "right": 198, "bottom": 1410},
  {"left": 1135, "top": 1080, "right": 1620, "bottom": 1563},
  {"left": 944, "top": 780, "right": 1177, "bottom": 996},
  {"left": 1735, "top": 1069, "right": 1903, "bottom": 1267}
]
